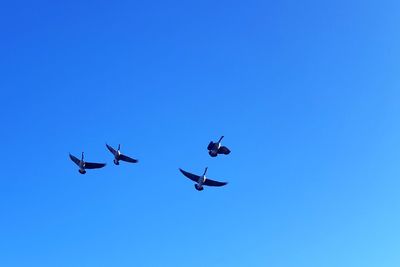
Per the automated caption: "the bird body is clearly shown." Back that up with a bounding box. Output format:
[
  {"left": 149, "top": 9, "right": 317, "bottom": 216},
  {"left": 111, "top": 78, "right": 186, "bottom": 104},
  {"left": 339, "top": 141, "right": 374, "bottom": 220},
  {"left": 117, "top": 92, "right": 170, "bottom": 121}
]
[
  {"left": 69, "top": 152, "right": 106, "bottom": 174},
  {"left": 106, "top": 144, "right": 138, "bottom": 165},
  {"left": 208, "top": 136, "right": 231, "bottom": 157},
  {"left": 179, "top": 167, "right": 227, "bottom": 191}
]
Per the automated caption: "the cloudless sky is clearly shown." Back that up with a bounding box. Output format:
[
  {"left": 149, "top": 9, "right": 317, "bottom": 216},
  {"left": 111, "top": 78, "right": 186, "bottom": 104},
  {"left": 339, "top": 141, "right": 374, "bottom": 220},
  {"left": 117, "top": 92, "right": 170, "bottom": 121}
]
[{"left": 1, "top": 0, "right": 400, "bottom": 266}]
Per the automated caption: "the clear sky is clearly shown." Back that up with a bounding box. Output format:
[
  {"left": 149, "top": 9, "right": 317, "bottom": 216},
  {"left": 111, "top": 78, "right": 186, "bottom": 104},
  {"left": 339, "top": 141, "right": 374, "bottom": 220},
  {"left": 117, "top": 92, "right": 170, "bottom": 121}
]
[{"left": 1, "top": 0, "right": 400, "bottom": 266}]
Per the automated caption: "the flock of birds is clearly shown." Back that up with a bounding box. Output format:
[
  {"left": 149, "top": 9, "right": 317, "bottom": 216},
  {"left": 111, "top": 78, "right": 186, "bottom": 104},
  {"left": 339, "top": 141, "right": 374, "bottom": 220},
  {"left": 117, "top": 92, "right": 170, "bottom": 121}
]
[{"left": 69, "top": 136, "right": 231, "bottom": 191}]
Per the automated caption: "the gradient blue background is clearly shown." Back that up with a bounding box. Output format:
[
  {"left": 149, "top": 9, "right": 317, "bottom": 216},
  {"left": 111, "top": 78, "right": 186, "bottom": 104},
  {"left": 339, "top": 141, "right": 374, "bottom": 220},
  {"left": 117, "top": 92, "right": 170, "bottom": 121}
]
[{"left": 1, "top": 1, "right": 400, "bottom": 266}]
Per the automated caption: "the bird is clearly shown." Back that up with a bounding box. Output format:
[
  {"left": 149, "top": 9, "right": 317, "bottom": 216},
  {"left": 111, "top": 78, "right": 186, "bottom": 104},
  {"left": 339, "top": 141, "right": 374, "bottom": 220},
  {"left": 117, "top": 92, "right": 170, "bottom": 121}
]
[
  {"left": 179, "top": 167, "right": 228, "bottom": 191},
  {"left": 106, "top": 144, "right": 138, "bottom": 165},
  {"left": 69, "top": 152, "right": 106, "bottom": 174},
  {"left": 207, "top": 136, "right": 231, "bottom": 157}
]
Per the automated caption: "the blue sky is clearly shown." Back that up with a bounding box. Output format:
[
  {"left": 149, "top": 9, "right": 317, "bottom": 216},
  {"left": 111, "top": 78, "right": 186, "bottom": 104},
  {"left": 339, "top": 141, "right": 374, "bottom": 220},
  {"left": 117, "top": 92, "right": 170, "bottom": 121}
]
[{"left": 1, "top": 0, "right": 400, "bottom": 266}]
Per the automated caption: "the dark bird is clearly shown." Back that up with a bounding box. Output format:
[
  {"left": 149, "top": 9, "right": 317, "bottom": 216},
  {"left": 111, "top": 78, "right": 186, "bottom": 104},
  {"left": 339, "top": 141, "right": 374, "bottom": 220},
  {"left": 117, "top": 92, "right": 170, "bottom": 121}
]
[
  {"left": 106, "top": 144, "right": 138, "bottom": 165},
  {"left": 179, "top": 167, "right": 228, "bottom": 191},
  {"left": 69, "top": 152, "right": 106, "bottom": 174},
  {"left": 207, "top": 136, "right": 231, "bottom": 157}
]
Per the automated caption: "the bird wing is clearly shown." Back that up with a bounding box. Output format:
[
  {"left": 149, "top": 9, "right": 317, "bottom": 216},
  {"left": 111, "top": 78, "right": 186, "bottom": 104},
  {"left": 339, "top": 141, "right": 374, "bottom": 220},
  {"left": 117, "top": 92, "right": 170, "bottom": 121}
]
[
  {"left": 106, "top": 144, "right": 117, "bottom": 156},
  {"left": 218, "top": 146, "right": 231, "bottom": 155},
  {"left": 179, "top": 168, "right": 200, "bottom": 183},
  {"left": 119, "top": 154, "right": 138, "bottom": 163},
  {"left": 203, "top": 178, "right": 228, "bottom": 187},
  {"left": 85, "top": 162, "right": 106, "bottom": 169},
  {"left": 69, "top": 154, "right": 81, "bottom": 166},
  {"left": 207, "top": 141, "right": 214, "bottom": 150}
]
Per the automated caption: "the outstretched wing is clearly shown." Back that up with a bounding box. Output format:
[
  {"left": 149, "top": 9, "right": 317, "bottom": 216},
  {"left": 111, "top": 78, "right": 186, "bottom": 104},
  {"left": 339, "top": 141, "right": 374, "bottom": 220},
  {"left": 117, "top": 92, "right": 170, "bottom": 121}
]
[
  {"left": 207, "top": 141, "right": 214, "bottom": 150},
  {"left": 179, "top": 168, "right": 200, "bottom": 183},
  {"left": 120, "top": 154, "right": 138, "bottom": 163},
  {"left": 106, "top": 144, "right": 117, "bottom": 156},
  {"left": 218, "top": 146, "right": 231, "bottom": 155},
  {"left": 203, "top": 178, "right": 228, "bottom": 187},
  {"left": 69, "top": 154, "right": 81, "bottom": 166},
  {"left": 85, "top": 162, "right": 106, "bottom": 169}
]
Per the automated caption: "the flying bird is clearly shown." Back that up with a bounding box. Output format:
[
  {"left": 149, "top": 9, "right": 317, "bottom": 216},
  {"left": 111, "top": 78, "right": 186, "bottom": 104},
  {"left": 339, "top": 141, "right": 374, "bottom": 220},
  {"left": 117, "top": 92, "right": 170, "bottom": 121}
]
[
  {"left": 179, "top": 167, "right": 228, "bottom": 191},
  {"left": 106, "top": 144, "right": 138, "bottom": 165},
  {"left": 69, "top": 152, "right": 106, "bottom": 174},
  {"left": 207, "top": 136, "right": 231, "bottom": 157}
]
